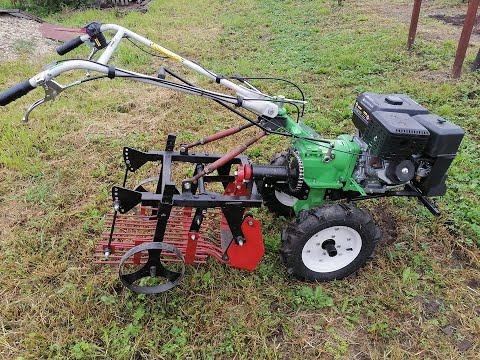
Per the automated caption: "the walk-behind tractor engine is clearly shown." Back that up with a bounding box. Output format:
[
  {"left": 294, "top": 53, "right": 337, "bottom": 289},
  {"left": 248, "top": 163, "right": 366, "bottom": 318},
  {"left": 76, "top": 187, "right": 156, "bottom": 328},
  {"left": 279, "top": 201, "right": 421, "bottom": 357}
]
[{"left": 0, "top": 22, "right": 464, "bottom": 294}]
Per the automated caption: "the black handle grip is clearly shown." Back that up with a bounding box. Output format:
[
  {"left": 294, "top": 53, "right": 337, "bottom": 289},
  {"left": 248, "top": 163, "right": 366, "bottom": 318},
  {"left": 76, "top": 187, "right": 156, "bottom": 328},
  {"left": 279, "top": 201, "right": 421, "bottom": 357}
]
[
  {"left": 0, "top": 80, "right": 35, "bottom": 106},
  {"left": 56, "top": 36, "right": 84, "bottom": 56}
]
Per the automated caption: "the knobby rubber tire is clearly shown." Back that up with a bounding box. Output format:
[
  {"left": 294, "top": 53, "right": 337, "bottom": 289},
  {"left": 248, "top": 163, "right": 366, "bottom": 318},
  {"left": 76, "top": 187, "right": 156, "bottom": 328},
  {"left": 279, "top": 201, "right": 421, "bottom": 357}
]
[{"left": 281, "top": 203, "right": 381, "bottom": 281}]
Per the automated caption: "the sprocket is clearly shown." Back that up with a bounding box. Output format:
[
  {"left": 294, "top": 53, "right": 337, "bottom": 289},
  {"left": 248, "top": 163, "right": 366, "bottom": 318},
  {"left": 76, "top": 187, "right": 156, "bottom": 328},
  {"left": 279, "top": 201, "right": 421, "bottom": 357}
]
[{"left": 287, "top": 148, "right": 304, "bottom": 193}]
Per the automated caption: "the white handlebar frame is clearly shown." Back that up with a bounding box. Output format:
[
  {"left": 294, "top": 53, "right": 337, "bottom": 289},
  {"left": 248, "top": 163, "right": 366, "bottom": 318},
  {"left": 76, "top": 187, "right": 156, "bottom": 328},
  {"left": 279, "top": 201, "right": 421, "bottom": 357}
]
[{"left": 26, "top": 23, "right": 283, "bottom": 118}]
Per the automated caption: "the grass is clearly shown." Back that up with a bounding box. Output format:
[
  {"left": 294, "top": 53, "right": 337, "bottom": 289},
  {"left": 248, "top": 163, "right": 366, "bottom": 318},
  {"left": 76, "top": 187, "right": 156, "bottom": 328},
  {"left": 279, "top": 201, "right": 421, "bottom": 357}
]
[{"left": 0, "top": 0, "right": 479, "bottom": 358}]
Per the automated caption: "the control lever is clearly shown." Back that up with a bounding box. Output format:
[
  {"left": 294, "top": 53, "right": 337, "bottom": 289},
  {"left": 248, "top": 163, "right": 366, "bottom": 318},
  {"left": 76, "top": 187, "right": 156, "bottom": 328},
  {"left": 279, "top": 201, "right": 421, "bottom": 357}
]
[
  {"left": 22, "top": 80, "right": 76, "bottom": 123},
  {"left": 85, "top": 47, "right": 99, "bottom": 78}
]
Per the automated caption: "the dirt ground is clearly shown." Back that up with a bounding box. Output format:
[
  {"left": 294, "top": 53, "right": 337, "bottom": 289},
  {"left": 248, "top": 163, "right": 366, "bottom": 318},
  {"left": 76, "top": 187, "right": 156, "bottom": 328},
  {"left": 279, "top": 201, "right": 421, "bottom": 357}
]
[
  {"left": 0, "top": 15, "right": 56, "bottom": 62},
  {"left": 368, "top": 0, "right": 480, "bottom": 45}
]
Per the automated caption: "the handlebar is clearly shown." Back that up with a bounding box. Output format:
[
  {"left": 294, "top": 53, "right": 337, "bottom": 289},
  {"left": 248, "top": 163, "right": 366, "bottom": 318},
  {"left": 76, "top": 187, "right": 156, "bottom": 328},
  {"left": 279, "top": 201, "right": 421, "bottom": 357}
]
[
  {"left": 56, "top": 36, "right": 84, "bottom": 56},
  {"left": 0, "top": 22, "right": 293, "bottom": 119},
  {"left": 0, "top": 79, "right": 35, "bottom": 106}
]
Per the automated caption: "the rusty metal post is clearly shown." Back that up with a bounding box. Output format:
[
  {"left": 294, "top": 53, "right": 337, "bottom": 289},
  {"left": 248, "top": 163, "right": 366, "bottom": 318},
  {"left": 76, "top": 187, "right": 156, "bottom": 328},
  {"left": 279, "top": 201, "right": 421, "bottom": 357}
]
[
  {"left": 407, "top": 0, "right": 423, "bottom": 50},
  {"left": 452, "top": 0, "right": 480, "bottom": 78}
]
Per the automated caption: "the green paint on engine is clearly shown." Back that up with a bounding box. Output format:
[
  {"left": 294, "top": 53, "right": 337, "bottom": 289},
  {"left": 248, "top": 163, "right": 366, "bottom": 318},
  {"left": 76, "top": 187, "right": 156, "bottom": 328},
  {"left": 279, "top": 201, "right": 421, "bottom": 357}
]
[{"left": 278, "top": 110, "right": 363, "bottom": 213}]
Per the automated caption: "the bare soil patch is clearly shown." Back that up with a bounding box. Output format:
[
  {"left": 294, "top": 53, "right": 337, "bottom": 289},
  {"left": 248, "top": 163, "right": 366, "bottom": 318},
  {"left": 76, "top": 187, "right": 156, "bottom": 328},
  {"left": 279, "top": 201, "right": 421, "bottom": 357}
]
[
  {"left": 94, "top": 0, "right": 151, "bottom": 12},
  {"left": 361, "top": 0, "right": 480, "bottom": 44},
  {"left": 0, "top": 15, "right": 55, "bottom": 62},
  {"left": 430, "top": 13, "right": 480, "bottom": 34}
]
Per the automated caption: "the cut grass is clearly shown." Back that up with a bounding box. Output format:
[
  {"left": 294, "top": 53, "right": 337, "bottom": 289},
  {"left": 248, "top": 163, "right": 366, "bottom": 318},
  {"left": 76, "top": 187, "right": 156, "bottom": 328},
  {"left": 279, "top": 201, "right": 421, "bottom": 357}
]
[{"left": 0, "top": 0, "right": 479, "bottom": 359}]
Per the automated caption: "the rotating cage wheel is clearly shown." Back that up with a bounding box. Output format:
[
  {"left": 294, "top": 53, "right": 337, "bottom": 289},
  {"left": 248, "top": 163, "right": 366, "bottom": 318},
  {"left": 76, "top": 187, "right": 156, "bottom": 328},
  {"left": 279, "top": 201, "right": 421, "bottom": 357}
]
[
  {"left": 119, "top": 242, "right": 185, "bottom": 294},
  {"left": 281, "top": 204, "right": 381, "bottom": 281},
  {"left": 134, "top": 177, "right": 160, "bottom": 193},
  {"left": 132, "top": 177, "right": 159, "bottom": 215}
]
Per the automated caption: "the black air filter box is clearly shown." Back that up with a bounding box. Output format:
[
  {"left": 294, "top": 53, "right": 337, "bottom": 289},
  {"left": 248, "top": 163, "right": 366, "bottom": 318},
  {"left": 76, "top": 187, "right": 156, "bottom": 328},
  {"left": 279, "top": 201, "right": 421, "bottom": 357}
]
[
  {"left": 413, "top": 114, "right": 464, "bottom": 156},
  {"left": 412, "top": 114, "right": 464, "bottom": 197},
  {"left": 353, "top": 93, "right": 429, "bottom": 133}
]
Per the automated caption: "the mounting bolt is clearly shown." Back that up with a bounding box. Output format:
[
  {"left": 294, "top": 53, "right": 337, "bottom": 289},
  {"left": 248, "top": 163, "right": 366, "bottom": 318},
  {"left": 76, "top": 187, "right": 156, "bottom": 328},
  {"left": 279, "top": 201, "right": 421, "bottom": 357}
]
[
  {"left": 113, "top": 200, "right": 121, "bottom": 212},
  {"left": 190, "top": 234, "right": 196, "bottom": 240},
  {"left": 104, "top": 248, "right": 111, "bottom": 258},
  {"left": 184, "top": 182, "right": 191, "bottom": 190},
  {"left": 236, "top": 236, "right": 245, "bottom": 246},
  {"left": 248, "top": 220, "right": 254, "bottom": 226},
  {"left": 149, "top": 266, "right": 157, "bottom": 277}
]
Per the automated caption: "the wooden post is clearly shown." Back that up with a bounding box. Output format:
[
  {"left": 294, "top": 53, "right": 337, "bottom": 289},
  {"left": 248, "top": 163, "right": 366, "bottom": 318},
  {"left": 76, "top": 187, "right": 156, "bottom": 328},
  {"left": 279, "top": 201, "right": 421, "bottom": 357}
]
[
  {"left": 452, "top": 0, "right": 480, "bottom": 78},
  {"left": 407, "top": 0, "right": 423, "bottom": 50}
]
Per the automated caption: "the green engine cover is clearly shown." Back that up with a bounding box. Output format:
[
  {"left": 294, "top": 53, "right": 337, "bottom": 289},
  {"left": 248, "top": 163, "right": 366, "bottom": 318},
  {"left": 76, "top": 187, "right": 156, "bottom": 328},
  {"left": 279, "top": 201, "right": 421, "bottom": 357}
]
[{"left": 279, "top": 110, "right": 364, "bottom": 213}]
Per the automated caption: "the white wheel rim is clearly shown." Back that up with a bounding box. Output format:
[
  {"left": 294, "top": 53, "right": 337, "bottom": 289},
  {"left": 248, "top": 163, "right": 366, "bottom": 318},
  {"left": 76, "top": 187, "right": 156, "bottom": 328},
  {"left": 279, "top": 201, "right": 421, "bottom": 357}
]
[
  {"left": 301, "top": 226, "right": 362, "bottom": 273},
  {"left": 274, "top": 190, "right": 297, "bottom": 207}
]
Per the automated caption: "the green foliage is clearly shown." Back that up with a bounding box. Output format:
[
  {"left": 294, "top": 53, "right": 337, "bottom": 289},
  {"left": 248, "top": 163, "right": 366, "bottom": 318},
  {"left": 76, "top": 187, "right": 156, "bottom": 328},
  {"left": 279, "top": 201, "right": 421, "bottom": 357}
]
[
  {"left": 324, "top": 328, "right": 350, "bottom": 359},
  {"left": 368, "top": 320, "right": 400, "bottom": 338},
  {"left": 161, "top": 325, "right": 188, "bottom": 357},
  {"left": 12, "top": 0, "right": 93, "bottom": 15},
  {"left": 101, "top": 319, "right": 142, "bottom": 359},
  {"left": 402, "top": 266, "right": 420, "bottom": 284},
  {"left": 291, "top": 286, "right": 334, "bottom": 309},
  {"left": 71, "top": 341, "right": 100, "bottom": 359}
]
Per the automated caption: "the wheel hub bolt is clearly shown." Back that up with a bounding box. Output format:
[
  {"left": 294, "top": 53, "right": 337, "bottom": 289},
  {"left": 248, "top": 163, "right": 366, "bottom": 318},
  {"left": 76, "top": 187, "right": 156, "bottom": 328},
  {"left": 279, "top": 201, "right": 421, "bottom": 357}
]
[{"left": 150, "top": 266, "right": 157, "bottom": 277}]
